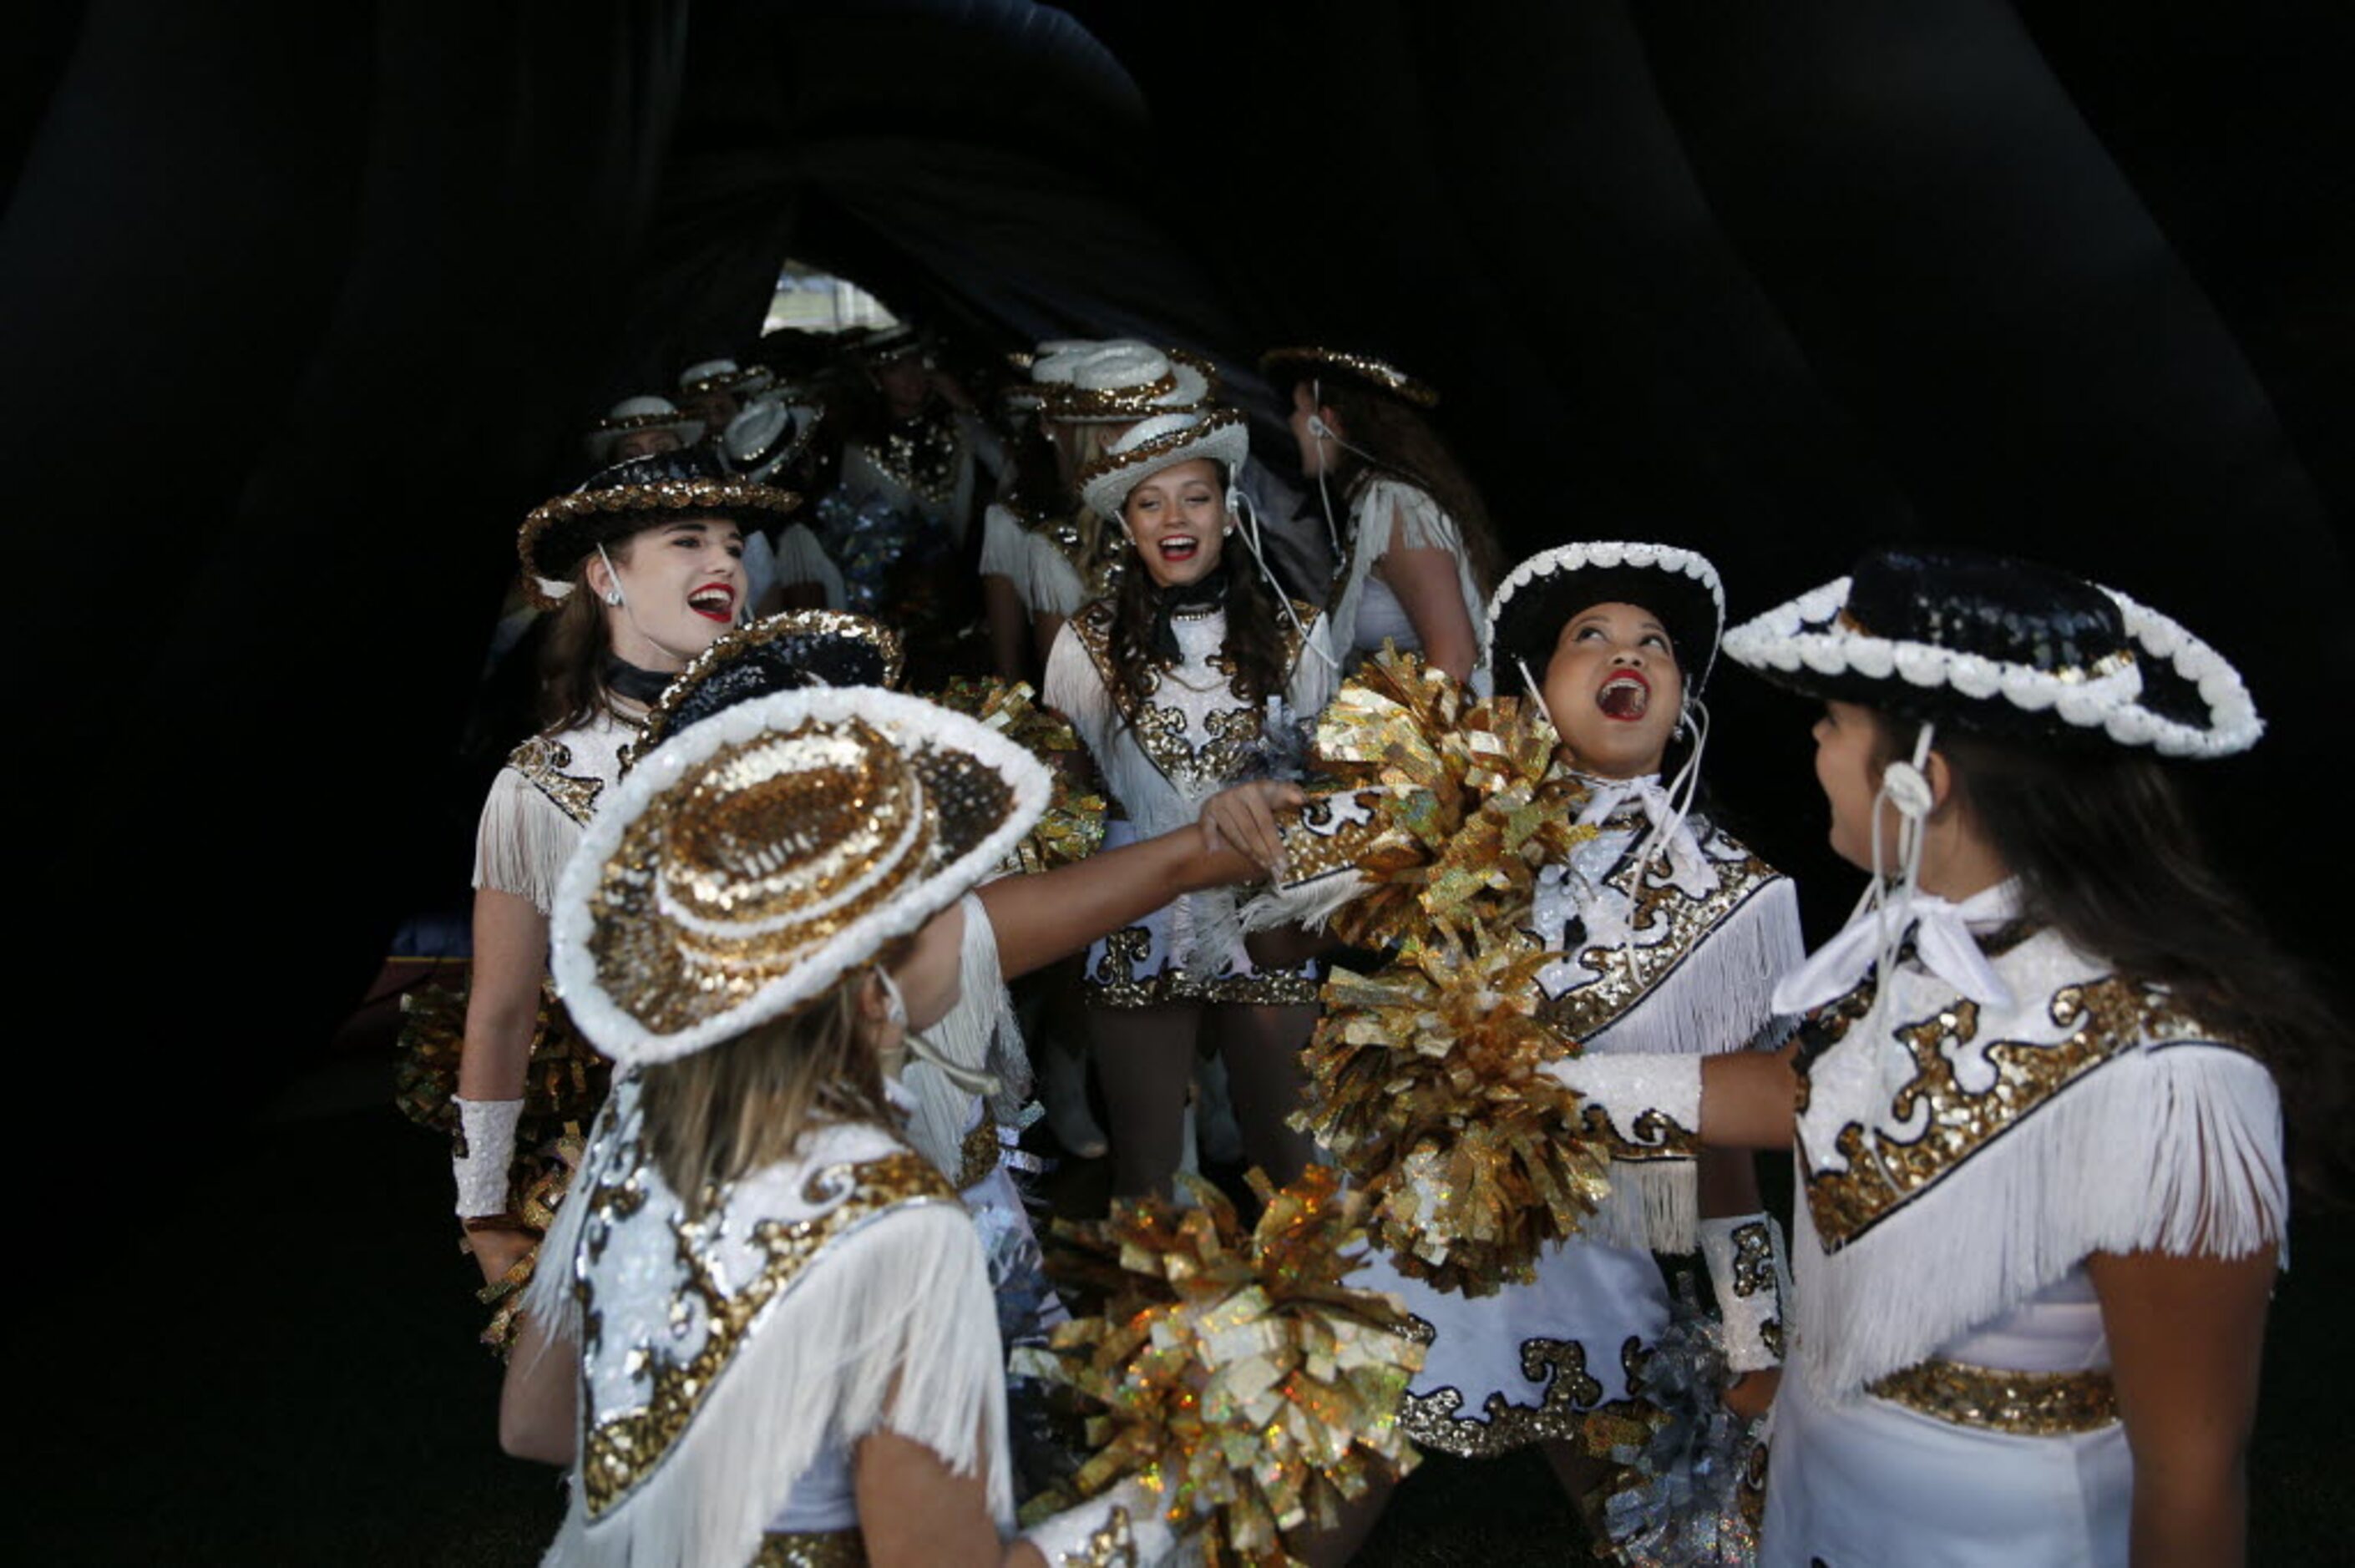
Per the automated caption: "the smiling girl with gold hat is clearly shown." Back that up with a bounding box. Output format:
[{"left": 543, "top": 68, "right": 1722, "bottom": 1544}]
[{"left": 498, "top": 685, "right": 1407, "bottom": 1565}]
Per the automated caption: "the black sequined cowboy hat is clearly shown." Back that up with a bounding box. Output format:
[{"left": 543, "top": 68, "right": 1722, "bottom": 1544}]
[
  {"left": 1720, "top": 545, "right": 2261, "bottom": 756},
  {"left": 517, "top": 447, "right": 801, "bottom": 609}
]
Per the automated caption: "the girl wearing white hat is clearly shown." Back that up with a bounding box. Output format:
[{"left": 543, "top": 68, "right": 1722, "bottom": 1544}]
[{"left": 1042, "top": 406, "right": 1339, "bottom": 1196}]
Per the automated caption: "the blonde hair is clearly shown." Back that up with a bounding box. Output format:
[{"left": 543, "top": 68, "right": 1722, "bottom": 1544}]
[{"left": 640, "top": 943, "right": 909, "bottom": 1213}]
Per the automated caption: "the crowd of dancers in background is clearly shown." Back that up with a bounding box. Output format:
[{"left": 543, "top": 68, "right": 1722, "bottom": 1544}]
[{"left": 398, "top": 320, "right": 2332, "bottom": 1567}]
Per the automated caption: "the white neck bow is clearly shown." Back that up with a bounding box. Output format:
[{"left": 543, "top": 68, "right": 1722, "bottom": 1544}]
[
  {"left": 1575, "top": 773, "right": 1719, "bottom": 898},
  {"left": 1772, "top": 878, "right": 2022, "bottom": 1018}
]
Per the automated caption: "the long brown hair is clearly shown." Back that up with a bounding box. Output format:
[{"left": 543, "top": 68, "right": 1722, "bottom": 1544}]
[
  {"left": 1105, "top": 468, "right": 1294, "bottom": 717},
  {"left": 1300, "top": 378, "right": 1502, "bottom": 596},
  {"left": 1875, "top": 716, "right": 2346, "bottom": 1201},
  {"left": 536, "top": 540, "right": 631, "bottom": 732},
  {"left": 638, "top": 951, "right": 904, "bottom": 1216}
]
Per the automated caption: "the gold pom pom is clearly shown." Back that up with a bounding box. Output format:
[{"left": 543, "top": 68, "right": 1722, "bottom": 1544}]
[
  {"left": 1295, "top": 930, "right": 1613, "bottom": 1296},
  {"left": 1018, "top": 1167, "right": 1427, "bottom": 1565}
]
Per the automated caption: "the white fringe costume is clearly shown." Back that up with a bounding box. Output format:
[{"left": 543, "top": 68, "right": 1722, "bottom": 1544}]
[
  {"left": 1042, "top": 595, "right": 1337, "bottom": 1005},
  {"left": 1324, "top": 476, "right": 1486, "bottom": 682},
  {"left": 471, "top": 706, "right": 640, "bottom": 916},
  {"left": 1762, "top": 883, "right": 2287, "bottom": 1568},
  {"left": 1363, "top": 788, "right": 1803, "bottom": 1457},
  {"left": 527, "top": 1082, "right": 1012, "bottom": 1565}
]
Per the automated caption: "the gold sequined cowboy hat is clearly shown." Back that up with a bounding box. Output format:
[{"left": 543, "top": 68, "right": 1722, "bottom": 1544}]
[
  {"left": 550, "top": 688, "right": 1050, "bottom": 1066},
  {"left": 1260, "top": 346, "right": 1439, "bottom": 409}
]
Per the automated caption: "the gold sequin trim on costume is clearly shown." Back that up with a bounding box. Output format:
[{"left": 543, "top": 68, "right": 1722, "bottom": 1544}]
[
  {"left": 865, "top": 415, "right": 964, "bottom": 507},
  {"left": 1081, "top": 921, "right": 1319, "bottom": 1010},
  {"left": 509, "top": 735, "right": 607, "bottom": 827},
  {"left": 1399, "top": 1322, "right": 1621, "bottom": 1458},
  {"left": 577, "top": 1151, "right": 960, "bottom": 1516},
  {"left": 955, "top": 1119, "right": 1001, "bottom": 1191},
  {"left": 1866, "top": 1358, "right": 2119, "bottom": 1435},
  {"left": 752, "top": 1527, "right": 867, "bottom": 1565},
  {"left": 1067, "top": 598, "right": 1318, "bottom": 799},
  {"left": 1532, "top": 813, "right": 1786, "bottom": 1045},
  {"left": 1799, "top": 973, "right": 2236, "bottom": 1252},
  {"left": 1051, "top": 1505, "right": 1140, "bottom": 1567}
]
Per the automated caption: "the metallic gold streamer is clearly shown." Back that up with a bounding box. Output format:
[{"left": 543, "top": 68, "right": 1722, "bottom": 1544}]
[{"left": 1017, "top": 1168, "right": 1426, "bottom": 1565}]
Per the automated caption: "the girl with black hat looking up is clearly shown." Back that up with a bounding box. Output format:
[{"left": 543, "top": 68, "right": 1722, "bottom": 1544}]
[
  {"left": 1207, "top": 540, "right": 1805, "bottom": 1562},
  {"left": 1549, "top": 545, "right": 2332, "bottom": 1566}
]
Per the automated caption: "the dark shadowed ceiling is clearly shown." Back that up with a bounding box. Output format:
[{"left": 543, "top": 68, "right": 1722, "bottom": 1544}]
[{"left": 5, "top": 1, "right": 2347, "bottom": 1192}]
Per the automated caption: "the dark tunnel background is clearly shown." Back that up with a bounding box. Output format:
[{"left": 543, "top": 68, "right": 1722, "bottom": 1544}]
[{"left": 4, "top": 0, "right": 2348, "bottom": 1230}]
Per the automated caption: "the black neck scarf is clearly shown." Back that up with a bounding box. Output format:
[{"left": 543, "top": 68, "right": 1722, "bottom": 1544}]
[
  {"left": 1147, "top": 559, "right": 1231, "bottom": 662},
  {"left": 603, "top": 655, "right": 673, "bottom": 705}
]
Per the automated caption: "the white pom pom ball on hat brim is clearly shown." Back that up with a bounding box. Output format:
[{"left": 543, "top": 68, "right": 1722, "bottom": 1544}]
[
  {"left": 550, "top": 686, "right": 1051, "bottom": 1068},
  {"left": 1484, "top": 540, "right": 1729, "bottom": 692},
  {"left": 1719, "top": 552, "right": 2261, "bottom": 759}
]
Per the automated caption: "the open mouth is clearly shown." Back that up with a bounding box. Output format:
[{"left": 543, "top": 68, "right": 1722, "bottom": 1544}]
[
  {"left": 687, "top": 584, "right": 736, "bottom": 623},
  {"left": 1156, "top": 535, "right": 1201, "bottom": 563},
  {"left": 1596, "top": 671, "right": 1651, "bottom": 721}
]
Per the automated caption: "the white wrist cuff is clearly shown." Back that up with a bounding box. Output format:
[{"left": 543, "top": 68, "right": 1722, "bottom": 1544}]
[
  {"left": 1542, "top": 1054, "right": 1702, "bottom": 1158},
  {"left": 452, "top": 1097, "right": 524, "bottom": 1218},
  {"left": 1020, "top": 1477, "right": 1181, "bottom": 1565},
  {"left": 1699, "top": 1212, "right": 1791, "bottom": 1373}
]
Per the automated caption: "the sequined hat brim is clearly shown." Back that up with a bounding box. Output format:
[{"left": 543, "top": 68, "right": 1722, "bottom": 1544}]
[
  {"left": 1260, "top": 346, "right": 1440, "bottom": 409},
  {"left": 1720, "top": 575, "right": 2261, "bottom": 757},
  {"left": 1076, "top": 412, "right": 1250, "bottom": 522},
  {"left": 1484, "top": 541, "right": 1727, "bottom": 693},
  {"left": 519, "top": 477, "right": 803, "bottom": 609},
  {"left": 552, "top": 687, "right": 1051, "bottom": 1067}
]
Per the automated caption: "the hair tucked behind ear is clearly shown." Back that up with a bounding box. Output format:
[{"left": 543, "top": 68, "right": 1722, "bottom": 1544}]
[
  {"left": 1874, "top": 717, "right": 2347, "bottom": 1204},
  {"left": 537, "top": 543, "right": 628, "bottom": 732}
]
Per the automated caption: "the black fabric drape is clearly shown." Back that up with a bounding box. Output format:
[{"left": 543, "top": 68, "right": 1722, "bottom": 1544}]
[
  {"left": 5, "top": 1, "right": 691, "bottom": 1188},
  {"left": 5, "top": 0, "right": 2346, "bottom": 1207}
]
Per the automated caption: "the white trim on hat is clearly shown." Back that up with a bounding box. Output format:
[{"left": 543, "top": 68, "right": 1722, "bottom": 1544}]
[
  {"left": 1720, "top": 575, "right": 2262, "bottom": 758},
  {"left": 550, "top": 687, "right": 1051, "bottom": 1066},
  {"left": 1482, "top": 540, "right": 1727, "bottom": 683}
]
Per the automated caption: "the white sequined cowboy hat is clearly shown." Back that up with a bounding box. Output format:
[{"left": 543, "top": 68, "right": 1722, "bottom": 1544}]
[{"left": 1076, "top": 405, "right": 1250, "bottom": 522}]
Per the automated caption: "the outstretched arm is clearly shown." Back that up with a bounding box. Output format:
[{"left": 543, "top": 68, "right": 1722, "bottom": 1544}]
[
  {"left": 1699, "top": 1044, "right": 1800, "bottom": 1150},
  {"left": 977, "top": 826, "right": 1260, "bottom": 984}
]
